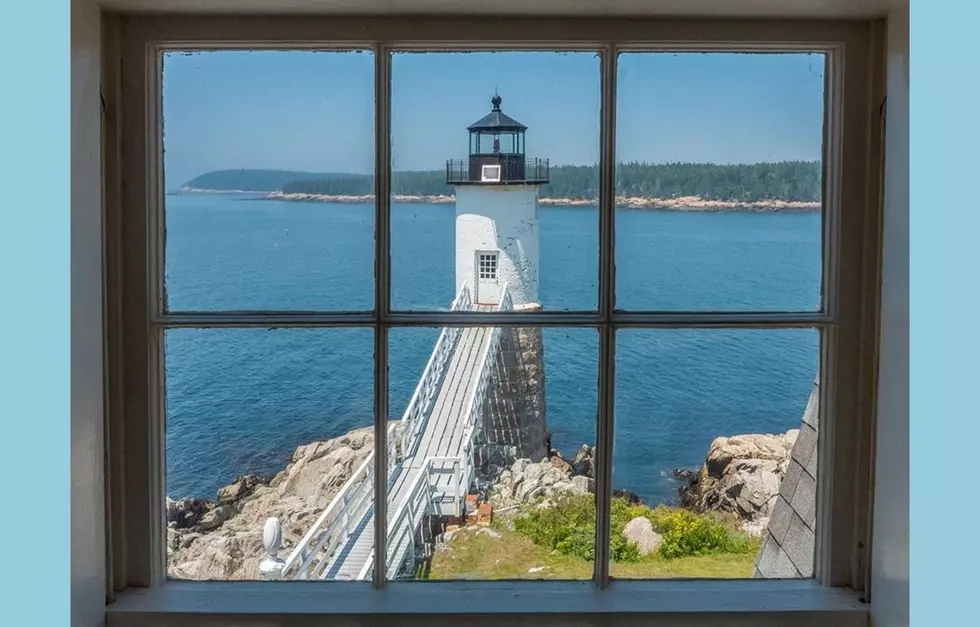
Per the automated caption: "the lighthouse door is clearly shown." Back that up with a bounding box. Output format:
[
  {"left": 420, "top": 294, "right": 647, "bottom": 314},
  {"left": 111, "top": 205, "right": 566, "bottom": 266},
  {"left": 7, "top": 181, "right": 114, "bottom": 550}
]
[{"left": 475, "top": 251, "right": 500, "bottom": 305}]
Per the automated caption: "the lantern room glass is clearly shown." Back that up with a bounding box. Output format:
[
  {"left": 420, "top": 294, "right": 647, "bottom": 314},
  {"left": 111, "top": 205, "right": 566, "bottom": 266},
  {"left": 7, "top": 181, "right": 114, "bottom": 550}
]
[{"left": 471, "top": 131, "right": 524, "bottom": 155}]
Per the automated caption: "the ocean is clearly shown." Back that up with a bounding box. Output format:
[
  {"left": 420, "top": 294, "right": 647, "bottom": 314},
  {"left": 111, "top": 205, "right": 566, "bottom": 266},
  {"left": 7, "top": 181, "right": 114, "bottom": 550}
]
[{"left": 164, "top": 194, "right": 820, "bottom": 504}]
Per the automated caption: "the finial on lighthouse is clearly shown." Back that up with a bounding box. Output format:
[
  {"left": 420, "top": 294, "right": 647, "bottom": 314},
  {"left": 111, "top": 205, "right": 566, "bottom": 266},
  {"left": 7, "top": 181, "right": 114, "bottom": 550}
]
[{"left": 491, "top": 93, "right": 502, "bottom": 110}]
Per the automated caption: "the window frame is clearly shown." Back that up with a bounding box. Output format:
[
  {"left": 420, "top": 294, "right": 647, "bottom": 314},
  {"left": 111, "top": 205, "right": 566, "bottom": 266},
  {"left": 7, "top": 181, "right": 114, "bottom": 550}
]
[{"left": 104, "top": 13, "right": 884, "bottom": 625}]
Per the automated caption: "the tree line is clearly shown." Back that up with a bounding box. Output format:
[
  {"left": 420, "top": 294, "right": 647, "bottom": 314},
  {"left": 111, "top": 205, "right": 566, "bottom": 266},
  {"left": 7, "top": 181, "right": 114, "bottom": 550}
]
[{"left": 280, "top": 161, "right": 821, "bottom": 202}]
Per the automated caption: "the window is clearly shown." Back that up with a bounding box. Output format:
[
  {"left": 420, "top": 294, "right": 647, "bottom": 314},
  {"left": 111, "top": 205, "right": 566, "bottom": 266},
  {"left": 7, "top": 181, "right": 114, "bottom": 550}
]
[
  {"left": 481, "top": 164, "right": 501, "bottom": 182},
  {"left": 106, "top": 14, "right": 881, "bottom": 625},
  {"left": 478, "top": 252, "right": 498, "bottom": 280}
]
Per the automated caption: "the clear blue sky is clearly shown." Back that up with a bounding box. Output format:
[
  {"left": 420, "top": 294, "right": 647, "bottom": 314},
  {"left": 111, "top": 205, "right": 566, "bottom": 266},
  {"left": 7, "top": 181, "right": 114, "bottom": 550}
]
[{"left": 163, "top": 50, "right": 824, "bottom": 187}]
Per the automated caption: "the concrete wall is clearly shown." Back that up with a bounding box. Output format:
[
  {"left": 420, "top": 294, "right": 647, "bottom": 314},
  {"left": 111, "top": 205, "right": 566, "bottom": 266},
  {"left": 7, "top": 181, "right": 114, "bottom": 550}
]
[
  {"left": 870, "top": 5, "right": 909, "bottom": 626},
  {"left": 754, "top": 381, "right": 819, "bottom": 578},
  {"left": 71, "top": 1, "right": 106, "bottom": 626},
  {"left": 455, "top": 185, "right": 540, "bottom": 307}
]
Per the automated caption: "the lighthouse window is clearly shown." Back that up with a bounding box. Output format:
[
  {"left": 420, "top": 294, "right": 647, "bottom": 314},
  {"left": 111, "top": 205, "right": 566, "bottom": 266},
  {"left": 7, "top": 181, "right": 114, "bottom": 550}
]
[{"left": 479, "top": 252, "right": 499, "bottom": 280}]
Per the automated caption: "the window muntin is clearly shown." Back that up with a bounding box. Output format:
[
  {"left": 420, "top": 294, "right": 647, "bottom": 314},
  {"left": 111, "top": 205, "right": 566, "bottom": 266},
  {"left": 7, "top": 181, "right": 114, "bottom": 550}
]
[
  {"left": 124, "top": 23, "right": 868, "bottom": 596},
  {"left": 478, "top": 252, "right": 498, "bottom": 280}
]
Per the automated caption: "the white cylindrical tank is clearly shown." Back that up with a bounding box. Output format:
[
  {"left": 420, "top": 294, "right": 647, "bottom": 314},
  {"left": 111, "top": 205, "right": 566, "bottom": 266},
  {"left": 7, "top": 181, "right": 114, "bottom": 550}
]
[{"left": 454, "top": 184, "right": 540, "bottom": 308}]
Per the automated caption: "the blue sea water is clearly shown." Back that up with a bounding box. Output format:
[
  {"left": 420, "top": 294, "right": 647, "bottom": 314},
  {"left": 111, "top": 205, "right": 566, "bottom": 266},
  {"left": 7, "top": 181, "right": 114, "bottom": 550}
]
[{"left": 164, "top": 194, "right": 820, "bottom": 504}]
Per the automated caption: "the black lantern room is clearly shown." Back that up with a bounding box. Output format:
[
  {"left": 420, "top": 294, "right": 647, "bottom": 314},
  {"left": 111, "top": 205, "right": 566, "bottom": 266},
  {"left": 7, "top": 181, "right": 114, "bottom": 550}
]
[{"left": 446, "top": 94, "right": 549, "bottom": 185}]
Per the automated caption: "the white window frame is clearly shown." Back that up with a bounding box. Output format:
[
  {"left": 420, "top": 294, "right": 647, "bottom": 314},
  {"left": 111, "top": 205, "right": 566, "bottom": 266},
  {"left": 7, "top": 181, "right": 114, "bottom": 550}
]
[
  {"left": 102, "top": 14, "right": 885, "bottom": 627},
  {"left": 481, "top": 164, "right": 502, "bottom": 182}
]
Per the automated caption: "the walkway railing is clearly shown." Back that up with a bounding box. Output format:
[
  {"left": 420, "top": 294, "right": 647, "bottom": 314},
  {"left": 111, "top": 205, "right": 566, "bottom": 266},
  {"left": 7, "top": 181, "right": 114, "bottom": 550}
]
[
  {"left": 262, "top": 282, "right": 511, "bottom": 581},
  {"left": 396, "top": 282, "right": 473, "bottom": 460},
  {"left": 277, "top": 448, "right": 376, "bottom": 580}
]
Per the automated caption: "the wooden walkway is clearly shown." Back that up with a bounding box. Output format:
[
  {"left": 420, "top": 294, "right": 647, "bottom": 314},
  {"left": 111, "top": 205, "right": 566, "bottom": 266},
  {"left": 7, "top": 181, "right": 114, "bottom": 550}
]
[{"left": 322, "top": 312, "right": 494, "bottom": 579}]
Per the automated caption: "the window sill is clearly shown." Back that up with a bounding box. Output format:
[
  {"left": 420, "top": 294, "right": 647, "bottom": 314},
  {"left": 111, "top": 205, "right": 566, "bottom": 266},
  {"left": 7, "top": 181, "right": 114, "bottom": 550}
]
[{"left": 107, "top": 579, "right": 867, "bottom": 627}]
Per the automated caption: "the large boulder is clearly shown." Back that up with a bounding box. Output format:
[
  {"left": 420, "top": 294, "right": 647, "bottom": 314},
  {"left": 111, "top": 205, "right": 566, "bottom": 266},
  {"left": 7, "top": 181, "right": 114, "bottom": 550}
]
[
  {"left": 167, "top": 426, "right": 374, "bottom": 580},
  {"left": 622, "top": 516, "right": 662, "bottom": 556},
  {"left": 680, "top": 431, "right": 797, "bottom": 522}
]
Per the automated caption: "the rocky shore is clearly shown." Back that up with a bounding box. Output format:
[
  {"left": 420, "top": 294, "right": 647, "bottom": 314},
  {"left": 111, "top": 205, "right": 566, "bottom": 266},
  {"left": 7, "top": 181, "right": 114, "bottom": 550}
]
[
  {"left": 167, "top": 427, "right": 374, "bottom": 580},
  {"left": 167, "top": 427, "right": 798, "bottom": 579},
  {"left": 242, "top": 189, "right": 819, "bottom": 212}
]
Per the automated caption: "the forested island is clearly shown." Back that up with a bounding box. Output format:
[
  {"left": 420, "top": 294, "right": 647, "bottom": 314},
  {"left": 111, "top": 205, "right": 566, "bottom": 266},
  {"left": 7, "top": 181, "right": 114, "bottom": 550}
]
[{"left": 180, "top": 161, "right": 822, "bottom": 210}]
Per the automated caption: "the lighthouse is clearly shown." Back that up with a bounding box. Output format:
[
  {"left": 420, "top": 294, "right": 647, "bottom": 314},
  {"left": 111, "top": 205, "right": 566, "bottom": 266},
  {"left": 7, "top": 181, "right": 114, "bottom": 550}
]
[
  {"left": 446, "top": 94, "right": 549, "bottom": 309},
  {"left": 448, "top": 94, "right": 550, "bottom": 464}
]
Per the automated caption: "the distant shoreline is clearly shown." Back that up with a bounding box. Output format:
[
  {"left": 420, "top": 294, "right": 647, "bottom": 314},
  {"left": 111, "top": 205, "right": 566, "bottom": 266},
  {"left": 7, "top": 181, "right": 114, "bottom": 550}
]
[{"left": 178, "top": 187, "right": 820, "bottom": 212}]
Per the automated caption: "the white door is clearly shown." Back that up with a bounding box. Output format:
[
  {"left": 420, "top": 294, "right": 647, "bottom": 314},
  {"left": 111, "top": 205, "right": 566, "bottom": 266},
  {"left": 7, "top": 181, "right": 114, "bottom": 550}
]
[{"left": 476, "top": 251, "right": 500, "bottom": 305}]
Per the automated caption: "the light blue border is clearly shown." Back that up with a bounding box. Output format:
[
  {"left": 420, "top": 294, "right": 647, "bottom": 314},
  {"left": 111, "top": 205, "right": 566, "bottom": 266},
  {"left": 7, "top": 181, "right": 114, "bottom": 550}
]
[
  {"left": 911, "top": 1, "right": 980, "bottom": 625},
  {"left": 0, "top": 0, "right": 71, "bottom": 624}
]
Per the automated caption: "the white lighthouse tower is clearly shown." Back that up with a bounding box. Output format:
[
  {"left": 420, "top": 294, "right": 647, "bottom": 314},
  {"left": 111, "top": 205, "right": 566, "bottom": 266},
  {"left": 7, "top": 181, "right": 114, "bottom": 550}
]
[
  {"left": 447, "top": 94, "right": 550, "bottom": 463},
  {"left": 447, "top": 94, "right": 549, "bottom": 309}
]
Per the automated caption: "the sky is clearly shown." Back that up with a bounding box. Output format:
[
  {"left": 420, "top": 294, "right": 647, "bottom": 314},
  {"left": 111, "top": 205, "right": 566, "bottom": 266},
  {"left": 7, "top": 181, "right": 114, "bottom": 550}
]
[{"left": 163, "top": 50, "right": 824, "bottom": 187}]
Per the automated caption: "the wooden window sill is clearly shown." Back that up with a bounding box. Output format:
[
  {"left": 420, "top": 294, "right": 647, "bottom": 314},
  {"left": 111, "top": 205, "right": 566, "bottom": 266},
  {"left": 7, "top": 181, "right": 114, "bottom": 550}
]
[{"left": 107, "top": 579, "right": 868, "bottom": 627}]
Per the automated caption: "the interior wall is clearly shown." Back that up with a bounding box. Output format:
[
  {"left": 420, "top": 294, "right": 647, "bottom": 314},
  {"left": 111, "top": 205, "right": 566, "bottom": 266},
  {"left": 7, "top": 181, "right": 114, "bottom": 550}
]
[
  {"left": 71, "top": 0, "right": 107, "bottom": 626},
  {"left": 870, "top": 4, "right": 909, "bottom": 627}
]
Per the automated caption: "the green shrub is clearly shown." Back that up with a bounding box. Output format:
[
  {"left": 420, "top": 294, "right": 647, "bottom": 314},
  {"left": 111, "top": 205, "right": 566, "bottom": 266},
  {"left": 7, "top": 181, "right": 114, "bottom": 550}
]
[
  {"left": 513, "top": 493, "right": 598, "bottom": 561},
  {"left": 513, "top": 495, "right": 752, "bottom": 563},
  {"left": 646, "top": 505, "right": 752, "bottom": 559}
]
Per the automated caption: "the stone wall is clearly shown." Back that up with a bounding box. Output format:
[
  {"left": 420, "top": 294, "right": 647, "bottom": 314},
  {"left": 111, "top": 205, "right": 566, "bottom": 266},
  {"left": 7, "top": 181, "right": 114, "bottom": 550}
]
[
  {"left": 476, "top": 322, "right": 548, "bottom": 465},
  {"left": 754, "top": 379, "right": 819, "bottom": 578}
]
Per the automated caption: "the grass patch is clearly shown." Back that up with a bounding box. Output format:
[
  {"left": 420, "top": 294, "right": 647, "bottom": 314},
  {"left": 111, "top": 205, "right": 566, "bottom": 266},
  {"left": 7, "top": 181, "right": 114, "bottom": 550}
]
[
  {"left": 513, "top": 493, "right": 753, "bottom": 563},
  {"left": 425, "top": 523, "right": 760, "bottom": 580}
]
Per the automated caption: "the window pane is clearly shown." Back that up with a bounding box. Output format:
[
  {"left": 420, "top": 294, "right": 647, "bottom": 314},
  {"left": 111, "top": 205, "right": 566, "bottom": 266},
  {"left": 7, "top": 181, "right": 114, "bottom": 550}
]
[
  {"left": 163, "top": 50, "right": 375, "bottom": 312},
  {"left": 611, "top": 329, "right": 819, "bottom": 579},
  {"left": 165, "top": 328, "right": 375, "bottom": 581},
  {"left": 387, "top": 327, "right": 598, "bottom": 580},
  {"left": 390, "top": 51, "right": 600, "bottom": 312},
  {"left": 615, "top": 52, "right": 824, "bottom": 311}
]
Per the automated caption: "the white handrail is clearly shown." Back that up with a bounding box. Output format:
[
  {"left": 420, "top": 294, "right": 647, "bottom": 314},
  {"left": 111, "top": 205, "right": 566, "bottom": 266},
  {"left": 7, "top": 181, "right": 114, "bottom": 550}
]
[
  {"left": 397, "top": 281, "right": 472, "bottom": 458},
  {"left": 279, "top": 451, "right": 374, "bottom": 578}
]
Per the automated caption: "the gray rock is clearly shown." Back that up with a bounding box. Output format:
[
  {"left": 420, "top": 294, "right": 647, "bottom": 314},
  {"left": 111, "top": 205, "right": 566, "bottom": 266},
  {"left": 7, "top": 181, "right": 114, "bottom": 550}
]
[
  {"left": 681, "top": 431, "right": 797, "bottom": 521},
  {"left": 571, "top": 475, "right": 595, "bottom": 494},
  {"left": 511, "top": 458, "right": 530, "bottom": 478},
  {"left": 197, "top": 504, "right": 234, "bottom": 531},
  {"left": 549, "top": 455, "right": 573, "bottom": 476},
  {"left": 216, "top": 474, "right": 268, "bottom": 506},
  {"left": 167, "top": 496, "right": 214, "bottom": 530},
  {"left": 572, "top": 445, "right": 595, "bottom": 478},
  {"left": 622, "top": 516, "right": 662, "bottom": 556}
]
